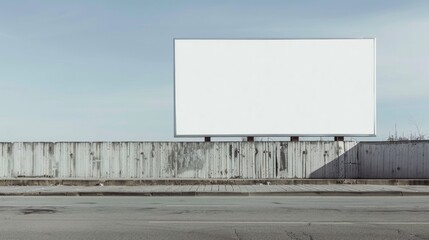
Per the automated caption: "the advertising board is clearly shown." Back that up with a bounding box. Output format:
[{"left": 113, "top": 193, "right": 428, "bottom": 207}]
[{"left": 174, "top": 39, "right": 376, "bottom": 137}]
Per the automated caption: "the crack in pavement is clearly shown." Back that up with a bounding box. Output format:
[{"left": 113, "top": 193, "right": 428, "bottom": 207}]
[
  {"left": 285, "top": 231, "right": 301, "bottom": 240},
  {"left": 233, "top": 228, "right": 242, "bottom": 240},
  {"left": 397, "top": 229, "right": 429, "bottom": 240},
  {"left": 303, "top": 232, "right": 314, "bottom": 240}
]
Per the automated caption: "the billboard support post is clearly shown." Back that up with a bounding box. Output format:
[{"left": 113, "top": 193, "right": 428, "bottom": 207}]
[
  {"left": 291, "top": 136, "right": 299, "bottom": 142},
  {"left": 334, "top": 136, "right": 344, "bottom": 141}
]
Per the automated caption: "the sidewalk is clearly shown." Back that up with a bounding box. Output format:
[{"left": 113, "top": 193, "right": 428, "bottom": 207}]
[
  {"left": 2, "top": 178, "right": 429, "bottom": 186},
  {"left": 1, "top": 184, "right": 429, "bottom": 196}
]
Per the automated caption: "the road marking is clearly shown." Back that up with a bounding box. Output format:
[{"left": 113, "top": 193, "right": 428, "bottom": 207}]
[
  {"left": 370, "top": 222, "right": 429, "bottom": 225},
  {"left": 148, "top": 221, "right": 352, "bottom": 225},
  {"left": 148, "top": 221, "right": 429, "bottom": 225},
  {"left": 166, "top": 204, "right": 239, "bottom": 207},
  {"left": 344, "top": 205, "right": 418, "bottom": 208},
  {"left": 0, "top": 205, "right": 74, "bottom": 207}
]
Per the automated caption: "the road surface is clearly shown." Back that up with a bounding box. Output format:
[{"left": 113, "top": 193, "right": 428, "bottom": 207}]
[{"left": 1, "top": 196, "right": 429, "bottom": 239}]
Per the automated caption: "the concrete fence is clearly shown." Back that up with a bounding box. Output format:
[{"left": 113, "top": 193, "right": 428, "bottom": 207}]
[{"left": 0, "top": 141, "right": 428, "bottom": 179}]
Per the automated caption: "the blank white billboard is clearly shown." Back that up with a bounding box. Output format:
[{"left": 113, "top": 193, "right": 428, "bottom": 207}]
[{"left": 174, "top": 39, "right": 376, "bottom": 137}]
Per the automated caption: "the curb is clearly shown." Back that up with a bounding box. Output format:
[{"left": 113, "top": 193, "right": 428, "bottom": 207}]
[{"left": 1, "top": 191, "right": 429, "bottom": 197}]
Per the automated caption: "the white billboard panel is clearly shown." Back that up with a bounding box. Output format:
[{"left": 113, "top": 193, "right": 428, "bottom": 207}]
[{"left": 174, "top": 39, "right": 376, "bottom": 137}]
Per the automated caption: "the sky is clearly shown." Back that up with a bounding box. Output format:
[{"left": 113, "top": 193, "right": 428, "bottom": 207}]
[{"left": 0, "top": 0, "right": 428, "bottom": 141}]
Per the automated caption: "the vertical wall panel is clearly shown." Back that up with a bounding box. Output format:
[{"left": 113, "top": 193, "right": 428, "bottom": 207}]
[
  {"left": 32, "top": 143, "right": 53, "bottom": 177},
  {"left": 277, "top": 143, "right": 288, "bottom": 178},
  {"left": 344, "top": 141, "right": 359, "bottom": 178},
  {"left": 0, "top": 143, "right": 12, "bottom": 177}
]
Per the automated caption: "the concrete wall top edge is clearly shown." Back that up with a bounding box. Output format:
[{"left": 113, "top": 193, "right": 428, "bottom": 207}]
[
  {"left": 359, "top": 140, "right": 429, "bottom": 144},
  {"left": 0, "top": 141, "right": 362, "bottom": 144}
]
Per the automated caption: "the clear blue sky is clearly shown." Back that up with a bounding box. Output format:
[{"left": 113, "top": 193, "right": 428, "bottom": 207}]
[{"left": 0, "top": 0, "right": 428, "bottom": 141}]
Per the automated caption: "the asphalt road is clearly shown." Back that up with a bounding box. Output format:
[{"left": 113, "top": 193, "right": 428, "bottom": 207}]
[{"left": 1, "top": 196, "right": 429, "bottom": 240}]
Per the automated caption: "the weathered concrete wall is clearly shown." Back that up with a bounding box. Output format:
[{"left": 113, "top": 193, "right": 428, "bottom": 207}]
[
  {"left": 358, "top": 141, "right": 429, "bottom": 179},
  {"left": 0, "top": 141, "right": 427, "bottom": 179}
]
